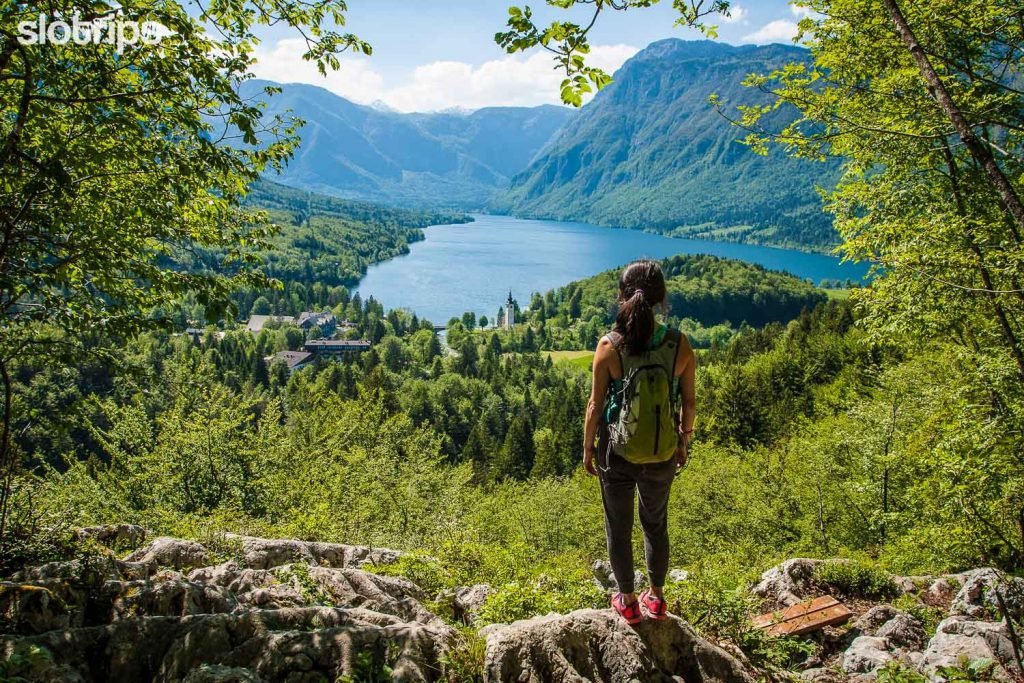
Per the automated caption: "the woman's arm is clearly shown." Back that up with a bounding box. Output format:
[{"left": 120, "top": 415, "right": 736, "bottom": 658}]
[
  {"left": 583, "top": 338, "right": 614, "bottom": 476},
  {"left": 675, "top": 335, "right": 696, "bottom": 466}
]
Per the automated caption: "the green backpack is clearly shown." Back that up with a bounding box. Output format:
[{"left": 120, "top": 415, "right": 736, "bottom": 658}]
[{"left": 604, "top": 327, "right": 681, "bottom": 464}]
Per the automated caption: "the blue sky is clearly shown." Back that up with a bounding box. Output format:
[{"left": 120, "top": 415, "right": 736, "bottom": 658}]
[{"left": 250, "top": 0, "right": 808, "bottom": 112}]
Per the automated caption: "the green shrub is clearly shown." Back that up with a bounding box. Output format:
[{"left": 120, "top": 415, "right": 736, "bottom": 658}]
[
  {"left": 876, "top": 660, "right": 928, "bottom": 683},
  {"left": 892, "top": 594, "right": 944, "bottom": 636},
  {"left": 476, "top": 572, "right": 606, "bottom": 626},
  {"left": 371, "top": 553, "right": 447, "bottom": 599},
  {"left": 815, "top": 560, "right": 898, "bottom": 600},
  {"left": 440, "top": 626, "right": 486, "bottom": 683}
]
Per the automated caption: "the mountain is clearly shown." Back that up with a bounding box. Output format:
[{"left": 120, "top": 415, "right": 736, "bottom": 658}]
[
  {"left": 496, "top": 40, "right": 842, "bottom": 250},
  {"left": 241, "top": 80, "right": 573, "bottom": 209}
]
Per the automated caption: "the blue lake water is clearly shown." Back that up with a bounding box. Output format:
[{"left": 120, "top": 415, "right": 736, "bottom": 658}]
[{"left": 355, "top": 214, "right": 870, "bottom": 324}]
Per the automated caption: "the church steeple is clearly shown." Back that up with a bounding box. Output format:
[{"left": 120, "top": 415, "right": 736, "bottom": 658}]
[{"left": 504, "top": 291, "right": 515, "bottom": 330}]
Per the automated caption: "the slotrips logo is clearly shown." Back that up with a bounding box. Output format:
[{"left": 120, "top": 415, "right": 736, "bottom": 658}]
[{"left": 17, "top": 11, "right": 167, "bottom": 53}]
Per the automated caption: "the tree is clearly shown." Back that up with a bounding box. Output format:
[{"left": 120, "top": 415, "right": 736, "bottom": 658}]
[
  {"left": 251, "top": 297, "right": 273, "bottom": 316},
  {"left": 497, "top": 0, "right": 729, "bottom": 105},
  {"left": 479, "top": 315, "right": 489, "bottom": 329},
  {"left": 461, "top": 311, "right": 477, "bottom": 330},
  {"left": 0, "top": 0, "right": 371, "bottom": 547},
  {"left": 723, "top": 0, "right": 1024, "bottom": 568}
]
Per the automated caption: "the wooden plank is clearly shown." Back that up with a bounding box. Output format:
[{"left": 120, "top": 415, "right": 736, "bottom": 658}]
[{"left": 752, "top": 595, "right": 852, "bottom": 637}]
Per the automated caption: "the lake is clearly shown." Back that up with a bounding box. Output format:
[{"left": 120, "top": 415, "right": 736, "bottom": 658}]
[{"left": 355, "top": 214, "right": 870, "bottom": 324}]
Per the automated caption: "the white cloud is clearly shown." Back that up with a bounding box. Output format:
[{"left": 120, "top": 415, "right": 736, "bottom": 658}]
[
  {"left": 741, "top": 19, "right": 800, "bottom": 44},
  {"left": 790, "top": 4, "right": 816, "bottom": 17},
  {"left": 251, "top": 40, "right": 639, "bottom": 112},
  {"left": 720, "top": 5, "right": 748, "bottom": 23},
  {"left": 251, "top": 39, "right": 388, "bottom": 104}
]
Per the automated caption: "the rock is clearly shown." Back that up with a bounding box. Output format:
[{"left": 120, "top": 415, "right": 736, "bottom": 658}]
[
  {"left": 450, "top": 584, "right": 491, "bottom": 623},
  {"left": 949, "top": 568, "right": 1024, "bottom": 620},
  {"left": 75, "top": 524, "right": 146, "bottom": 549},
  {"left": 186, "top": 561, "right": 439, "bottom": 626},
  {"left": 876, "top": 613, "right": 926, "bottom": 651},
  {"left": 181, "top": 665, "right": 264, "bottom": 683},
  {"left": 752, "top": 559, "right": 823, "bottom": 608},
  {"left": 12, "top": 556, "right": 123, "bottom": 584},
  {"left": 1, "top": 607, "right": 453, "bottom": 682},
  {"left": 222, "top": 534, "right": 402, "bottom": 570},
  {"left": 852, "top": 606, "right": 901, "bottom": 635},
  {"left": 800, "top": 667, "right": 844, "bottom": 683},
  {"left": 482, "top": 608, "right": 753, "bottom": 683},
  {"left": 843, "top": 636, "right": 897, "bottom": 675},
  {"left": 920, "top": 617, "right": 1023, "bottom": 682},
  {"left": 924, "top": 578, "right": 959, "bottom": 607},
  {"left": 0, "top": 583, "right": 72, "bottom": 634},
  {"left": 589, "top": 559, "right": 649, "bottom": 594},
  {"left": 126, "top": 537, "right": 211, "bottom": 571},
  {"left": 106, "top": 579, "right": 237, "bottom": 620},
  {"left": 670, "top": 569, "right": 691, "bottom": 583}
]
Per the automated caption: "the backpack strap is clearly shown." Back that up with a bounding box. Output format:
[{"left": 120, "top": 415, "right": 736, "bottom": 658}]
[{"left": 664, "top": 329, "right": 683, "bottom": 428}]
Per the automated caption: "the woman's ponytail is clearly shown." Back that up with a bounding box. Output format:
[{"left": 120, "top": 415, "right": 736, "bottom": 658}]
[{"left": 613, "top": 260, "right": 666, "bottom": 355}]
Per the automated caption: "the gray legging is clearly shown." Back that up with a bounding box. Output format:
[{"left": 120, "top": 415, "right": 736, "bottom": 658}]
[{"left": 599, "top": 450, "right": 676, "bottom": 594}]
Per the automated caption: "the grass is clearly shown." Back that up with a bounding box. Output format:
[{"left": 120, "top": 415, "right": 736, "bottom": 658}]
[
  {"left": 824, "top": 288, "right": 851, "bottom": 300},
  {"left": 542, "top": 351, "right": 594, "bottom": 372}
]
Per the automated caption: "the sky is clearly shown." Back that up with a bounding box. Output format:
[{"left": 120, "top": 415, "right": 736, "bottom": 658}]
[{"left": 250, "top": 1, "right": 810, "bottom": 113}]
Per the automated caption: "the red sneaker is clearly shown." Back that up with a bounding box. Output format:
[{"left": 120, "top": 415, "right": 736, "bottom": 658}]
[
  {"left": 611, "top": 593, "right": 642, "bottom": 625},
  {"left": 639, "top": 590, "right": 667, "bottom": 620}
]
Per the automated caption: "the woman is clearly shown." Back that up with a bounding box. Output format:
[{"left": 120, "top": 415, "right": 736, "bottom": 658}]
[{"left": 583, "top": 259, "right": 696, "bottom": 624}]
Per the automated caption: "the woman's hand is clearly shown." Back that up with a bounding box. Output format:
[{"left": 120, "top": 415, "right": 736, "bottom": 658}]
[
  {"left": 583, "top": 447, "right": 599, "bottom": 477},
  {"left": 675, "top": 433, "right": 689, "bottom": 470}
]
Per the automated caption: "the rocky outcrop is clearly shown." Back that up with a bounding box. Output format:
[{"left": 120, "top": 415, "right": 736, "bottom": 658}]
[
  {"left": 222, "top": 534, "right": 403, "bottom": 570},
  {"left": 481, "top": 609, "right": 753, "bottom": 683},
  {"left": 920, "top": 617, "right": 1023, "bottom": 682},
  {"left": 126, "top": 536, "right": 211, "bottom": 571},
  {"left": 751, "top": 559, "right": 823, "bottom": 608},
  {"left": 1, "top": 535, "right": 451, "bottom": 682},
  {"left": 438, "top": 583, "right": 492, "bottom": 624},
  {"left": 841, "top": 608, "right": 926, "bottom": 676},
  {"left": 949, "top": 568, "right": 1024, "bottom": 621}
]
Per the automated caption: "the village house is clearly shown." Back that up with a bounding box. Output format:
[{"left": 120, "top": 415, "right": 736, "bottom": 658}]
[
  {"left": 265, "top": 350, "right": 315, "bottom": 374},
  {"left": 304, "top": 339, "right": 372, "bottom": 356}
]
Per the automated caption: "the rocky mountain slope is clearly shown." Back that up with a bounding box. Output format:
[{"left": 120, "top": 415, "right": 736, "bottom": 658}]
[
  {"left": 497, "top": 40, "right": 843, "bottom": 251},
  {"left": 241, "top": 81, "right": 573, "bottom": 210},
  {"left": 2, "top": 527, "right": 1020, "bottom": 682}
]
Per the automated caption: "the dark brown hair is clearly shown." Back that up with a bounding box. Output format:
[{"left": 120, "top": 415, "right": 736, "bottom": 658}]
[{"left": 613, "top": 259, "right": 667, "bottom": 355}]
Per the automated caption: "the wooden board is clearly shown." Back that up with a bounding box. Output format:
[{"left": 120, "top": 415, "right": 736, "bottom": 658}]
[{"left": 752, "top": 595, "right": 852, "bottom": 637}]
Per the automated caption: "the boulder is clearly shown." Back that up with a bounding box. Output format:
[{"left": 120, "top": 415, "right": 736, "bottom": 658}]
[
  {"left": 126, "top": 537, "right": 211, "bottom": 571},
  {"left": 842, "top": 636, "right": 896, "bottom": 675},
  {"left": 590, "top": 559, "right": 650, "bottom": 594},
  {"left": 181, "top": 665, "right": 264, "bottom": 683},
  {"left": 919, "top": 616, "right": 1023, "bottom": 682},
  {"left": 840, "top": 608, "right": 927, "bottom": 678},
  {"left": 0, "top": 583, "right": 73, "bottom": 634},
  {"left": 75, "top": 524, "right": 146, "bottom": 549},
  {"left": 851, "top": 606, "right": 901, "bottom": 636},
  {"left": 482, "top": 608, "right": 753, "bottom": 683},
  {"left": 751, "top": 559, "right": 823, "bottom": 608},
  {"left": 447, "top": 584, "right": 491, "bottom": 624},
  {"left": 222, "top": 534, "right": 402, "bottom": 570},
  {"left": 876, "top": 613, "right": 927, "bottom": 651},
  {"left": 187, "top": 561, "right": 439, "bottom": 625},
  {"left": 949, "top": 568, "right": 1024, "bottom": 621}
]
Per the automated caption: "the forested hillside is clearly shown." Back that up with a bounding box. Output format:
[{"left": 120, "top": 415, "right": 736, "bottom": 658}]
[
  {"left": 239, "top": 81, "right": 573, "bottom": 209},
  {"left": 497, "top": 40, "right": 842, "bottom": 251}
]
